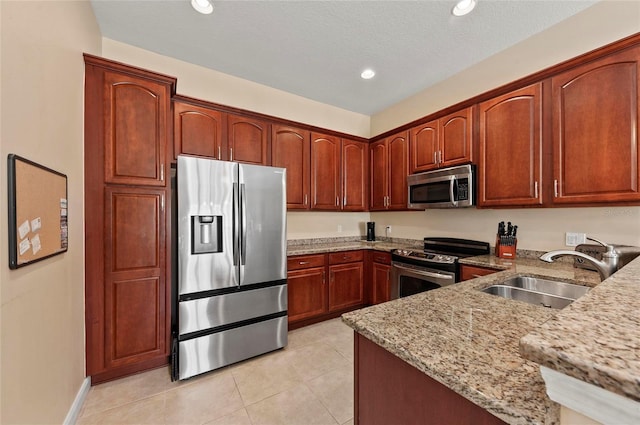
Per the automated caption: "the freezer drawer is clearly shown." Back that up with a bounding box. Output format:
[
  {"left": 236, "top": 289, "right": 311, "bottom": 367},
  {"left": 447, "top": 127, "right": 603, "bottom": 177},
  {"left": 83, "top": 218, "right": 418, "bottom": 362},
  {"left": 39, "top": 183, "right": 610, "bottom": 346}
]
[
  {"left": 178, "top": 284, "right": 287, "bottom": 335},
  {"left": 178, "top": 316, "right": 287, "bottom": 380}
]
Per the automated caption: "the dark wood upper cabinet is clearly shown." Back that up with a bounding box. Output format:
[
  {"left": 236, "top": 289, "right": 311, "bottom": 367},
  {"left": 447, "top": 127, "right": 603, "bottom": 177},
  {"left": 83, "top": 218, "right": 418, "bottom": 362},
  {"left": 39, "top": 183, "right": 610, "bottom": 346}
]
[
  {"left": 173, "top": 100, "right": 225, "bottom": 160},
  {"left": 371, "top": 132, "right": 409, "bottom": 211},
  {"left": 227, "top": 114, "right": 270, "bottom": 165},
  {"left": 410, "top": 107, "right": 472, "bottom": 173},
  {"left": 103, "top": 70, "right": 170, "bottom": 186},
  {"left": 310, "top": 135, "right": 368, "bottom": 212},
  {"left": 552, "top": 45, "right": 640, "bottom": 204},
  {"left": 410, "top": 121, "right": 438, "bottom": 172},
  {"left": 311, "top": 132, "right": 341, "bottom": 210},
  {"left": 84, "top": 55, "right": 175, "bottom": 383},
  {"left": 369, "top": 140, "right": 388, "bottom": 211},
  {"left": 478, "top": 83, "right": 543, "bottom": 207},
  {"left": 388, "top": 133, "right": 409, "bottom": 210},
  {"left": 342, "top": 139, "right": 369, "bottom": 211},
  {"left": 440, "top": 108, "right": 473, "bottom": 166},
  {"left": 272, "top": 124, "right": 311, "bottom": 210}
]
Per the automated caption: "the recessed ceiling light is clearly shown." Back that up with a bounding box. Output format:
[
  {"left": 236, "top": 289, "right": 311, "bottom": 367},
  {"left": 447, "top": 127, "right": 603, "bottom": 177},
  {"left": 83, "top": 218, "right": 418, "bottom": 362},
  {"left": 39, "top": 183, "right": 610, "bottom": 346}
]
[
  {"left": 452, "top": 0, "right": 477, "bottom": 16},
  {"left": 361, "top": 69, "right": 375, "bottom": 80},
  {"left": 191, "top": 0, "right": 213, "bottom": 15}
]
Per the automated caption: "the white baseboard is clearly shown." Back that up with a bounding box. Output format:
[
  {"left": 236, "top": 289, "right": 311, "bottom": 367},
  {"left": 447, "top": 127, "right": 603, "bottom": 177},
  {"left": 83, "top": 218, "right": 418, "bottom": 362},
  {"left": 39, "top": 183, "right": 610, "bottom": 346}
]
[{"left": 64, "top": 377, "right": 91, "bottom": 425}]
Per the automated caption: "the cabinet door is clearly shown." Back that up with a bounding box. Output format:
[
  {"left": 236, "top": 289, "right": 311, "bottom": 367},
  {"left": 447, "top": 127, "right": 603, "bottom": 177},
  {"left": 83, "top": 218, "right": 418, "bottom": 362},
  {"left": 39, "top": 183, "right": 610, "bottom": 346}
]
[
  {"left": 440, "top": 107, "right": 473, "bottom": 167},
  {"left": 227, "top": 114, "right": 270, "bottom": 165},
  {"left": 173, "top": 101, "right": 224, "bottom": 160},
  {"left": 388, "top": 132, "right": 409, "bottom": 210},
  {"left": 478, "top": 83, "right": 543, "bottom": 207},
  {"left": 104, "top": 71, "right": 169, "bottom": 186},
  {"left": 103, "top": 187, "right": 167, "bottom": 370},
  {"left": 342, "top": 139, "right": 368, "bottom": 211},
  {"left": 272, "top": 125, "right": 310, "bottom": 210},
  {"left": 459, "top": 265, "right": 500, "bottom": 281},
  {"left": 552, "top": 46, "right": 640, "bottom": 204},
  {"left": 369, "top": 140, "right": 388, "bottom": 211},
  {"left": 287, "top": 266, "right": 327, "bottom": 323},
  {"left": 410, "top": 120, "right": 439, "bottom": 173},
  {"left": 311, "top": 133, "right": 341, "bottom": 210},
  {"left": 329, "top": 262, "right": 364, "bottom": 312},
  {"left": 371, "top": 262, "right": 391, "bottom": 305}
]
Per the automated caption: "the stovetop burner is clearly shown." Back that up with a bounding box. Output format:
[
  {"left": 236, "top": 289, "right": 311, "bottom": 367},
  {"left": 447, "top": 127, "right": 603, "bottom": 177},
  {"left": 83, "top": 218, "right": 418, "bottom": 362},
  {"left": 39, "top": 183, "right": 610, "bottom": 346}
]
[{"left": 391, "top": 237, "right": 490, "bottom": 267}]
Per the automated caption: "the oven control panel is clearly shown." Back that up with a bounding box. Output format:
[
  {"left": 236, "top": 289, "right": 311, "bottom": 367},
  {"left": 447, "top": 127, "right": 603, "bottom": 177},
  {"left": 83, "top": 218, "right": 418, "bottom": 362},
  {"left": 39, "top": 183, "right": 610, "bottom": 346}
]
[{"left": 392, "top": 249, "right": 457, "bottom": 265}]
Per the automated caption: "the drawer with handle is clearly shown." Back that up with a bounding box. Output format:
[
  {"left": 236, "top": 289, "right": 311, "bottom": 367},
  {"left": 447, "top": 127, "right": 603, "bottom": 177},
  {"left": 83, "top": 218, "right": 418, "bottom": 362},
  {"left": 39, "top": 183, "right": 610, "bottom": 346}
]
[
  {"left": 371, "top": 252, "right": 391, "bottom": 265},
  {"left": 329, "top": 250, "right": 364, "bottom": 265},
  {"left": 287, "top": 254, "right": 326, "bottom": 271}
]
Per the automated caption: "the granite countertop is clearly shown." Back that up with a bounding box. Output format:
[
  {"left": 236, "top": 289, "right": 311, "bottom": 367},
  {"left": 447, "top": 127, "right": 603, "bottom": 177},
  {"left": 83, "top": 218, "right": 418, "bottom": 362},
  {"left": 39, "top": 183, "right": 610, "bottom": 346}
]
[
  {"left": 286, "top": 237, "right": 422, "bottom": 256},
  {"left": 519, "top": 255, "right": 640, "bottom": 403},
  {"left": 342, "top": 255, "right": 603, "bottom": 425}
]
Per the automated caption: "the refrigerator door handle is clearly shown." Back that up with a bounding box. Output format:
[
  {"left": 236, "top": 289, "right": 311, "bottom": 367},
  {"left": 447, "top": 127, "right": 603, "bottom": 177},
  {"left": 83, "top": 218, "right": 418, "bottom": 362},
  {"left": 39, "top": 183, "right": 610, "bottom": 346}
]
[
  {"left": 240, "top": 183, "right": 247, "bottom": 266},
  {"left": 233, "top": 182, "right": 240, "bottom": 266}
]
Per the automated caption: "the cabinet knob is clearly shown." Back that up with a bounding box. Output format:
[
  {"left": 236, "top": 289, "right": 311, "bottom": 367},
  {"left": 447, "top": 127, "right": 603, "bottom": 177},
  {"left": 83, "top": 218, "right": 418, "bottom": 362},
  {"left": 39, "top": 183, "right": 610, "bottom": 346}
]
[{"left": 299, "top": 261, "right": 310, "bottom": 265}]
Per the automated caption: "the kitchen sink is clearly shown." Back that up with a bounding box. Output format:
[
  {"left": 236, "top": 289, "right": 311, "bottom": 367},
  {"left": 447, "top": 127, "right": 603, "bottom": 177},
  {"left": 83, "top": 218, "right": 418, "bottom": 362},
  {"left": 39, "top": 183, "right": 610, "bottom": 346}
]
[{"left": 480, "top": 276, "right": 590, "bottom": 309}]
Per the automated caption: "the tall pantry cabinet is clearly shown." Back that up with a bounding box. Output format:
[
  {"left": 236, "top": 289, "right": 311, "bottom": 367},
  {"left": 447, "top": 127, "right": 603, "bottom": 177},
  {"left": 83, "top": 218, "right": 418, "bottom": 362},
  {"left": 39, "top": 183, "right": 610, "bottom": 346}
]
[{"left": 84, "top": 54, "right": 176, "bottom": 384}]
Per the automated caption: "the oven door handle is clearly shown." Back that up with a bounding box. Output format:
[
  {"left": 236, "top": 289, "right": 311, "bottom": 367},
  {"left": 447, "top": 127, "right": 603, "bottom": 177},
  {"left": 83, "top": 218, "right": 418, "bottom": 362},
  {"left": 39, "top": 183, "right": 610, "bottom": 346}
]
[
  {"left": 393, "top": 263, "right": 454, "bottom": 281},
  {"left": 450, "top": 176, "right": 458, "bottom": 207}
]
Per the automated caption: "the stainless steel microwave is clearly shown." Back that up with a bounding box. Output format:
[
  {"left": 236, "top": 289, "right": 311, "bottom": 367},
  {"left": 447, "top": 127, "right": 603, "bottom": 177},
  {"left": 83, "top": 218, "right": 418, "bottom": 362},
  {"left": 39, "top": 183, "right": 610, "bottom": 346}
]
[{"left": 407, "top": 164, "right": 475, "bottom": 209}]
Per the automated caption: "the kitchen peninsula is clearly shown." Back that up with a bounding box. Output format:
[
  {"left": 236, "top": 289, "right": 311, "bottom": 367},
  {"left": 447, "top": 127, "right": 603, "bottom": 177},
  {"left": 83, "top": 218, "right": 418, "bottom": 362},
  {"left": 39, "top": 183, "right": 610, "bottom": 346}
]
[{"left": 343, "top": 252, "right": 640, "bottom": 424}]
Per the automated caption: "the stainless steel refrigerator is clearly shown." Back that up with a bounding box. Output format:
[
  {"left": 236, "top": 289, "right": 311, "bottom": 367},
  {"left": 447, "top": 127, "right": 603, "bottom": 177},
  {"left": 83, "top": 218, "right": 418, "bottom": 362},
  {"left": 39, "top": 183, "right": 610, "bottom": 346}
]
[{"left": 172, "top": 155, "right": 287, "bottom": 381}]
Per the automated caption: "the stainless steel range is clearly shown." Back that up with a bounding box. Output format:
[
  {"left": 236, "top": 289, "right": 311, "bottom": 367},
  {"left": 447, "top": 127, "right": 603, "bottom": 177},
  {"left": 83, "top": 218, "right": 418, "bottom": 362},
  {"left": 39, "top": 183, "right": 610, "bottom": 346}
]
[{"left": 390, "top": 238, "right": 490, "bottom": 299}]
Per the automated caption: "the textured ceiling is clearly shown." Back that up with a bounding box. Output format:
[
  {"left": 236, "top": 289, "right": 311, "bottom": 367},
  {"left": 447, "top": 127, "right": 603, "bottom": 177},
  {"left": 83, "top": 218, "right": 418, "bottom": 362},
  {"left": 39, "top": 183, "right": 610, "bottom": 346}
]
[{"left": 90, "top": 0, "right": 597, "bottom": 115}]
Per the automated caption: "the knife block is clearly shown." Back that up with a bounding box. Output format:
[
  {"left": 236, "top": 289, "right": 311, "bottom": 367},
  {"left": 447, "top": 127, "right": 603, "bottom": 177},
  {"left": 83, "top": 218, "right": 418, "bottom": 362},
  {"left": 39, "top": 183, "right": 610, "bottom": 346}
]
[{"left": 495, "top": 236, "right": 517, "bottom": 259}]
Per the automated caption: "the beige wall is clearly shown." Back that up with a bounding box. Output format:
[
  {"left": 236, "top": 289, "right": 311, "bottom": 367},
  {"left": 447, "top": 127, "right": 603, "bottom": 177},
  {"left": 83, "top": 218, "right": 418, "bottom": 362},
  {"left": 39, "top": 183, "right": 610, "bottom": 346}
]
[
  {"left": 371, "top": 207, "right": 640, "bottom": 252},
  {"left": 288, "top": 212, "right": 371, "bottom": 239},
  {"left": 371, "top": 1, "right": 640, "bottom": 136},
  {"left": 101, "top": 39, "right": 371, "bottom": 139},
  {"left": 0, "top": 1, "right": 101, "bottom": 423}
]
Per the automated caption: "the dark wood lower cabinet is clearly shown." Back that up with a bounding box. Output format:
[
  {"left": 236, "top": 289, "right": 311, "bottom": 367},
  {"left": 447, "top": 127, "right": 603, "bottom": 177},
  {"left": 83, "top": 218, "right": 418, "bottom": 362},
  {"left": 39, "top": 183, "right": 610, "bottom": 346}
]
[
  {"left": 329, "top": 262, "right": 364, "bottom": 312},
  {"left": 459, "top": 264, "right": 501, "bottom": 281},
  {"left": 355, "top": 333, "right": 507, "bottom": 425},
  {"left": 287, "top": 251, "right": 366, "bottom": 329},
  {"left": 369, "top": 251, "right": 392, "bottom": 305},
  {"left": 88, "top": 186, "right": 169, "bottom": 384},
  {"left": 287, "top": 267, "right": 327, "bottom": 323}
]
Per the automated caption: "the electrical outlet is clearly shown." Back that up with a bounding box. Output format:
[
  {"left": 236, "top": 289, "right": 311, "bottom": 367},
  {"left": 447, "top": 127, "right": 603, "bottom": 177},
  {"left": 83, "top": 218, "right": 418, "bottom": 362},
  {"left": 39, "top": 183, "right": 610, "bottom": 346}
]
[
  {"left": 385, "top": 225, "right": 391, "bottom": 236},
  {"left": 565, "top": 232, "right": 586, "bottom": 246},
  {"left": 337, "top": 225, "right": 343, "bottom": 233}
]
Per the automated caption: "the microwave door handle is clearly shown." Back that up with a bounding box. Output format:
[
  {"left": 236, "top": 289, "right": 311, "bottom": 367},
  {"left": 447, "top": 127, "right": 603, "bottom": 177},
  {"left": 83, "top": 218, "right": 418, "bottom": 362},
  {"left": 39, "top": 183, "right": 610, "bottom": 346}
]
[{"left": 450, "top": 176, "right": 458, "bottom": 207}]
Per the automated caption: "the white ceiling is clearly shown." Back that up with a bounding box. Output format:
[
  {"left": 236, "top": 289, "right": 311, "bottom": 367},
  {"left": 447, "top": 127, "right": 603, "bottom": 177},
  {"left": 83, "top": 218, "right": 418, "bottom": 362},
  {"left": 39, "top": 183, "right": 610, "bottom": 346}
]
[{"left": 90, "top": 0, "right": 598, "bottom": 115}]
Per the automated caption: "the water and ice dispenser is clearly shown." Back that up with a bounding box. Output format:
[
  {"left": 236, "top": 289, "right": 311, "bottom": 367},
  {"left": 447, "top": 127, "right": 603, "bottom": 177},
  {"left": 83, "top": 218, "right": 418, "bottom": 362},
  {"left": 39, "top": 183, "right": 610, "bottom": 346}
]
[{"left": 191, "top": 215, "right": 223, "bottom": 254}]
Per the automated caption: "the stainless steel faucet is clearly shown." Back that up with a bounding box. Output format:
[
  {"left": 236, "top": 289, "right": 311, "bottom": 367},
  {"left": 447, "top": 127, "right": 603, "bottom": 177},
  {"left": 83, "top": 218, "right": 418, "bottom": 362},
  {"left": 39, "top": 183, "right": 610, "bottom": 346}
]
[{"left": 539, "top": 237, "right": 619, "bottom": 281}]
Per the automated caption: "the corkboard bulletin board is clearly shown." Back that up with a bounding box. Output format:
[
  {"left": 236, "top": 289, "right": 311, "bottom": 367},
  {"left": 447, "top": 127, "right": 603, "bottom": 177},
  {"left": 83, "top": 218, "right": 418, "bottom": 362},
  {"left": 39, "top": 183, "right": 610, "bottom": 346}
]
[{"left": 7, "top": 154, "right": 68, "bottom": 269}]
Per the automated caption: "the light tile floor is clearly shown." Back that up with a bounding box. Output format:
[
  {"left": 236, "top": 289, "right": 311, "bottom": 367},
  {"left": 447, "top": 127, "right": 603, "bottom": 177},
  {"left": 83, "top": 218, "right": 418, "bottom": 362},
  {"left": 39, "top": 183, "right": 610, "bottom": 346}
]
[{"left": 77, "top": 318, "right": 355, "bottom": 425}]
